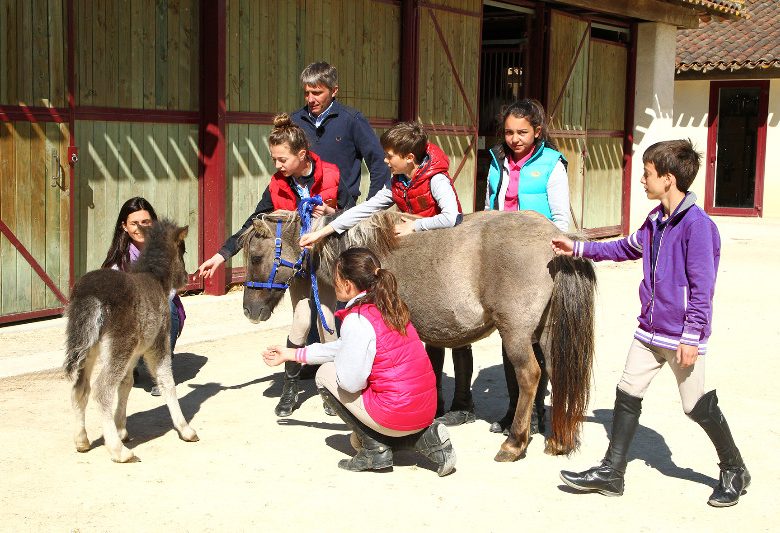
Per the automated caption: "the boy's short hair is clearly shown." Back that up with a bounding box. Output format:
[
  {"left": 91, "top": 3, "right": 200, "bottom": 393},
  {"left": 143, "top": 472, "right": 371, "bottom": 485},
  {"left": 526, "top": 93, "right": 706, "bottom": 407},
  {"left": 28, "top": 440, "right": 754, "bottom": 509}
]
[
  {"left": 380, "top": 122, "right": 428, "bottom": 162},
  {"left": 642, "top": 139, "right": 701, "bottom": 192},
  {"left": 300, "top": 62, "right": 338, "bottom": 89}
]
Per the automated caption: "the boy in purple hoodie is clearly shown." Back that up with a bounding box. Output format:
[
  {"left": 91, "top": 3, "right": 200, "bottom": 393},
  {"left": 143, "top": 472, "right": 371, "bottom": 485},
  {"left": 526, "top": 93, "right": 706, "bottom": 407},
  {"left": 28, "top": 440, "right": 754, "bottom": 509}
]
[{"left": 552, "top": 140, "right": 749, "bottom": 507}]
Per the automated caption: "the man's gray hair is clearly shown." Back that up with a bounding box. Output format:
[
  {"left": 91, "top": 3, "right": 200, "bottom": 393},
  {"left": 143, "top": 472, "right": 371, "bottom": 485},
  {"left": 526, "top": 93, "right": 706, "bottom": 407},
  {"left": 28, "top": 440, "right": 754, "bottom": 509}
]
[{"left": 300, "top": 61, "right": 338, "bottom": 89}]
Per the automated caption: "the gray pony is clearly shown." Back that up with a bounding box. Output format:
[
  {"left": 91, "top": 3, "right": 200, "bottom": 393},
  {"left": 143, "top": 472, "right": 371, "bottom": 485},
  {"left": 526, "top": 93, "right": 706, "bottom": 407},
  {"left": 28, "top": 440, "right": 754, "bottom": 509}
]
[{"left": 242, "top": 209, "right": 596, "bottom": 462}]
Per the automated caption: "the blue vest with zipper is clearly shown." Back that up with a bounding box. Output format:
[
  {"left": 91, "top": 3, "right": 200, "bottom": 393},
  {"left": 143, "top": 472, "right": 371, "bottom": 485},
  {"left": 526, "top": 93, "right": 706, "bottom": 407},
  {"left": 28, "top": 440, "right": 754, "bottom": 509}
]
[{"left": 486, "top": 142, "right": 566, "bottom": 219}]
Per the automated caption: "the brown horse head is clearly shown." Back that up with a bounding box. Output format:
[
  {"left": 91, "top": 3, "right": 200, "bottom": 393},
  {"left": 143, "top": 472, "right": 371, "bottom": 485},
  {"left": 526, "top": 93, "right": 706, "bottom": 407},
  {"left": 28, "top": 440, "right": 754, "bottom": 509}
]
[
  {"left": 240, "top": 211, "right": 303, "bottom": 323},
  {"left": 134, "top": 219, "right": 189, "bottom": 292}
]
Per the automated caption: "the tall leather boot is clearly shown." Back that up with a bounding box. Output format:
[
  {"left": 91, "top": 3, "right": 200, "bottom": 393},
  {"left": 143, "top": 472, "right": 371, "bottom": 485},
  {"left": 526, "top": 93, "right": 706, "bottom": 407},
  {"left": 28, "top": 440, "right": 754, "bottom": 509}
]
[
  {"left": 688, "top": 390, "right": 751, "bottom": 507},
  {"left": 437, "top": 345, "right": 476, "bottom": 426},
  {"left": 319, "top": 388, "right": 393, "bottom": 472},
  {"left": 489, "top": 346, "right": 519, "bottom": 434},
  {"left": 274, "top": 339, "right": 301, "bottom": 417},
  {"left": 426, "top": 345, "right": 446, "bottom": 417},
  {"left": 532, "top": 342, "right": 548, "bottom": 434},
  {"left": 394, "top": 421, "right": 457, "bottom": 477},
  {"left": 560, "top": 388, "right": 642, "bottom": 497}
]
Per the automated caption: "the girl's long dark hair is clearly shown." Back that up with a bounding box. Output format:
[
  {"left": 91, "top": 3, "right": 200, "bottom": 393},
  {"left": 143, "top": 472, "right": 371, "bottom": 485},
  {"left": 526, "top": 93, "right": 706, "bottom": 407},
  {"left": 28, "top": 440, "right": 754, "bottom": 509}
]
[
  {"left": 497, "top": 98, "right": 558, "bottom": 158},
  {"left": 336, "top": 247, "right": 410, "bottom": 335},
  {"left": 101, "top": 197, "right": 158, "bottom": 271}
]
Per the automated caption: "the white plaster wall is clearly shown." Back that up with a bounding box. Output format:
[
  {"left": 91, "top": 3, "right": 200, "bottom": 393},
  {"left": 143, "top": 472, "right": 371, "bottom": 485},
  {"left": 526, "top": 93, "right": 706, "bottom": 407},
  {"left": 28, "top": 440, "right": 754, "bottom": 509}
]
[
  {"left": 672, "top": 79, "right": 710, "bottom": 205},
  {"left": 764, "top": 79, "right": 780, "bottom": 218},
  {"left": 629, "top": 22, "right": 678, "bottom": 230},
  {"left": 672, "top": 79, "right": 780, "bottom": 219}
]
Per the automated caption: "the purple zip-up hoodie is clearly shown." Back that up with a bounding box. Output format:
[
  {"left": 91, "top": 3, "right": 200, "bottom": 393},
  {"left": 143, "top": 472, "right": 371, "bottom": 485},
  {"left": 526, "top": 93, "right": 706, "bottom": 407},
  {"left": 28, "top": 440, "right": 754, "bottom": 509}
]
[{"left": 572, "top": 193, "right": 720, "bottom": 354}]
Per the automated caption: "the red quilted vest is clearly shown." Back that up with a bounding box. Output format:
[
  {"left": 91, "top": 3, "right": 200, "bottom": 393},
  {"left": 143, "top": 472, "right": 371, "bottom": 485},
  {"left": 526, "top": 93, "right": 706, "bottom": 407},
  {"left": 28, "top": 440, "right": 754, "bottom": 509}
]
[
  {"left": 335, "top": 302, "right": 436, "bottom": 431},
  {"left": 390, "top": 142, "right": 462, "bottom": 217},
  {"left": 269, "top": 151, "right": 340, "bottom": 210}
]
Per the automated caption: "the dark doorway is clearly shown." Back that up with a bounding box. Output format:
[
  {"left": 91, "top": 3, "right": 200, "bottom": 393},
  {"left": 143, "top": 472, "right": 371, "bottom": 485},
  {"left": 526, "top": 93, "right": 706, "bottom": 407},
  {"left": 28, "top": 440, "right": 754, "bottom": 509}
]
[
  {"left": 706, "top": 80, "right": 768, "bottom": 217},
  {"left": 475, "top": 2, "right": 537, "bottom": 211}
]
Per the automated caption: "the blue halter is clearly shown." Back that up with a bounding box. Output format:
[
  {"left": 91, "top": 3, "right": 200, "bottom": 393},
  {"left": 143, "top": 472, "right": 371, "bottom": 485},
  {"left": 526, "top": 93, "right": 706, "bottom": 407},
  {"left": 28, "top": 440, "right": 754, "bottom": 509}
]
[{"left": 244, "top": 196, "right": 334, "bottom": 334}]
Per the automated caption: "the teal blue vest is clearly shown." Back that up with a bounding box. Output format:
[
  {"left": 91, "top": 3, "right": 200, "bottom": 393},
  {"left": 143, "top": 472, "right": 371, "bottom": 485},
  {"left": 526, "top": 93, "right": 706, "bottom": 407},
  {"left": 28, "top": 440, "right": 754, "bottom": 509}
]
[{"left": 486, "top": 142, "right": 566, "bottom": 219}]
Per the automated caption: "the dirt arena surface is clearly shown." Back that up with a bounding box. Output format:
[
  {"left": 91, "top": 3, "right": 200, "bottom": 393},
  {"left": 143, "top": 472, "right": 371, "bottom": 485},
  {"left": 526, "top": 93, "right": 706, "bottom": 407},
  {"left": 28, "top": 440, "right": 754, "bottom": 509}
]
[{"left": 0, "top": 217, "right": 777, "bottom": 532}]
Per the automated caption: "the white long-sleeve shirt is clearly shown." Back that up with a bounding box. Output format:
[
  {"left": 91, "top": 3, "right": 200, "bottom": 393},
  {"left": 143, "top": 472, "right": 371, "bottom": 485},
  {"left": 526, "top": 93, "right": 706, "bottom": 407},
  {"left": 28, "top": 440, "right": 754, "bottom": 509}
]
[
  {"left": 485, "top": 160, "right": 570, "bottom": 232},
  {"left": 295, "top": 293, "right": 376, "bottom": 393},
  {"left": 329, "top": 173, "right": 461, "bottom": 234}
]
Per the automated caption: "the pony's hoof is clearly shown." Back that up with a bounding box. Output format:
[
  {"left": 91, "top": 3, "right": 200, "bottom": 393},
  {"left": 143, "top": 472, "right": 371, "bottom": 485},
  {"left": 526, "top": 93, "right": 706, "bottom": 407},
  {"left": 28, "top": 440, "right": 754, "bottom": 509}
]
[
  {"left": 110, "top": 447, "right": 137, "bottom": 463},
  {"left": 494, "top": 449, "right": 522, "bottom": 462},
  {"left": 179, "top": 427, "right": 199, "bottom": 442},
  {"left": 75, "top": 442, "right": 90, "bottom": 453},
  {"left": 544, "top": 438, "right": 575, "bottom": 456}
]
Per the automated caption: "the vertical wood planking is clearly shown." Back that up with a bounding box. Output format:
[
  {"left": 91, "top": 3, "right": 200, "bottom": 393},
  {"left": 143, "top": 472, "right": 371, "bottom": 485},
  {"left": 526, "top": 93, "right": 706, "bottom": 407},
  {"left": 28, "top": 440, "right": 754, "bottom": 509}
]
[
  {"left": 18, "top": 0, "right": 33, "bottom": 104},
  {"left": 238, "top": 0, "right": 249, "bottom": 111},
  {"left": 105, "top": 0, "right": 118, "bottom": 107},
  {"left": 142, "top": 0, "right": 155, "bottom": 108},
  {"left": 130, "top": 0, "right": 143, "bottom": 108},
  {"left": 116, "top": 0, "right": 131, "bottom": 106},
  {"left": 48, "top": 0, "right": 66, "bottom": 107},
  {"left": 93, "top": 0, "right": 107, "bottom": 106},
  {"left": 155, "top": 0, "right": 167, "bottom": 108},
  {"left": 0, "top": 122, "right": 15, "bottom": 313},
  {"left": 44, "top": 122, "right": 61, "bottom": 307},
  {"left": 14, "top": 121, "right": 31, "bottom": 311},
  {"left": 167, "top": 0, "right": 180, "bottom": 109},
  {"left": 31, "top": 0, "right": 48, "bottom": 106},
  {"left": 29, "top": 121, "right": 46, "bottom": 309}
]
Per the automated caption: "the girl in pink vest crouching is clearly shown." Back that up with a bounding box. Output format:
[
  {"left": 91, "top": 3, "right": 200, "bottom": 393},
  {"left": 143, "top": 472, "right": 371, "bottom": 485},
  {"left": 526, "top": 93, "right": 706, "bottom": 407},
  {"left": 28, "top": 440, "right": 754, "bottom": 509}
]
[{"left": 263, "top": 247, "right": 456, "bottom": 476}]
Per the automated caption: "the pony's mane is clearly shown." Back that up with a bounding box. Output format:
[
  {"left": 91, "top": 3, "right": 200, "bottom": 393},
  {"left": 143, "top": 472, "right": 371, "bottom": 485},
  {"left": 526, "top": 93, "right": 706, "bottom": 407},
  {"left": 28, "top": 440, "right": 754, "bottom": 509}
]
[
  {"left": 132, "top": 219, "right": 181, "bottom": 283},
  {"left": 317, "top": 211, "right": 415, "bottom": 280}
]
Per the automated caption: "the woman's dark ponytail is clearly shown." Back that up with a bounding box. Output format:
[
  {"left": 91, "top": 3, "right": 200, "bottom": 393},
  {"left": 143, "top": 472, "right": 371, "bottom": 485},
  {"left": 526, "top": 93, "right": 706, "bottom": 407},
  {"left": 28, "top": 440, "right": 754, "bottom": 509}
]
[{"left": 335, "top": 248, "right": 411, "bottom": 335}]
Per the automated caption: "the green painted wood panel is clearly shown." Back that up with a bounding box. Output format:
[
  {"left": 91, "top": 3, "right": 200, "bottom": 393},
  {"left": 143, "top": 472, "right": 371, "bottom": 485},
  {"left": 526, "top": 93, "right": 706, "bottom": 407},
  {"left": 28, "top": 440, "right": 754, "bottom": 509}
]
[
  {"left": 73, "top": 120, "right": 199, "bottom": 278},
  {"left": 226, "top": 0, "right": 400, "bottom": 118},
  {"left": 74, "top": 0, "right": 199, "bottom": 110},
  {"left": 0, "top": 120, "right": 69, "bottom": 316}
]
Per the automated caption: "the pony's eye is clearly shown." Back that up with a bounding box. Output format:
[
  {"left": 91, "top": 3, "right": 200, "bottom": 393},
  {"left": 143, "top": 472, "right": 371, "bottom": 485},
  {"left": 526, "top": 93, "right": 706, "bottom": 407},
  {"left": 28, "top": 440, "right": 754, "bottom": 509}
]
[{"left": 251, "top": 256, "right": 262, "bottom": 265}]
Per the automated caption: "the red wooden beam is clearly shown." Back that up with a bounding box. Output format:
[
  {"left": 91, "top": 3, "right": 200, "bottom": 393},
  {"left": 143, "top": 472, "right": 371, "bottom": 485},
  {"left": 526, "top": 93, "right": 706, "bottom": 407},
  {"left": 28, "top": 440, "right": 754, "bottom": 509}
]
[
  {"left": 621, "top": 23, "right": 638, "bottom": 236},
  {"left": 400, "top": 0, "right": 419, "bottom": 121},
  {"left": 199, "top": 0, "right": 227, "bottom": 295}
]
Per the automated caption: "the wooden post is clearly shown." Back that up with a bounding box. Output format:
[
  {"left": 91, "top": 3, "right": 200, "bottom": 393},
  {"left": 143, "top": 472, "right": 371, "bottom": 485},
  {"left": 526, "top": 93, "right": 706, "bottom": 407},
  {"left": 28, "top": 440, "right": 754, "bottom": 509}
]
[
  {"left": 200, "top": 0, "right": 227, "bottom": 295},
  {"left": 400, "top": 0, "right": 419, "bottom": 122}
]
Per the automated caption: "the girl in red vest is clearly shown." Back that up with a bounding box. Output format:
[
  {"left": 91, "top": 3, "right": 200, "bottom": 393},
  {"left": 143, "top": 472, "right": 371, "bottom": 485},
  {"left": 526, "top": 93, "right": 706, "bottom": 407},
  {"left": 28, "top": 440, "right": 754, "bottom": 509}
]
[
  {"left": 197, "top": 113, "right": 348, "bottom": 417},
  {"left": 263, "top": 247, "right": 456, "bottom": 476}
]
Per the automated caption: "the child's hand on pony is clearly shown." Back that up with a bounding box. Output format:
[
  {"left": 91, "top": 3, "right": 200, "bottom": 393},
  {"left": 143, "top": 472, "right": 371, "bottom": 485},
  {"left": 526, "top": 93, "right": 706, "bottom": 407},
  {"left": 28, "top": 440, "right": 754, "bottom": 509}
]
[
  {"left": 551, "top": 237, "right": 574, "bottom": 256},
  {"left": 262, "top": 345, "right": 296, "bottom": 366}
]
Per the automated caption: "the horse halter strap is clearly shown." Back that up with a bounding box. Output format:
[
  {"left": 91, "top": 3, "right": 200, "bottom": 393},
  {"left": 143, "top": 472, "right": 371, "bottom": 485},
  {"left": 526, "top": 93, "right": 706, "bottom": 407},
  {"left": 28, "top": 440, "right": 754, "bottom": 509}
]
[
  {"left": 243, "top": 196, "right": 334, "bottom": 334},
  {"left": 243, "top": 220, "right": 305, "bottom": 291}
]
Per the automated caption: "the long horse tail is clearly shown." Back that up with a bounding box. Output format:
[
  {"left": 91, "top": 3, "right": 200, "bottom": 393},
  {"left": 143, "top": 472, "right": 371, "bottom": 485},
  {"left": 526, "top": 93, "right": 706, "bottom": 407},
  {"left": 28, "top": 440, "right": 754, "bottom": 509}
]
[
  {"left": 547, "top": 255, "right": 597, "bottom": 455},
  {"left": 63, "top": 296, "right": 105, "bottom": 381}
]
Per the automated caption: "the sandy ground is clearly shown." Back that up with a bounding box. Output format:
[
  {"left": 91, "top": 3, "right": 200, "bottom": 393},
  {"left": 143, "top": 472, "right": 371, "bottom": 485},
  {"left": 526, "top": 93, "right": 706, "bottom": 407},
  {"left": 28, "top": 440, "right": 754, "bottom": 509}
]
[{"left": 0, "top": 216, "right": 778, "bottom": 532}]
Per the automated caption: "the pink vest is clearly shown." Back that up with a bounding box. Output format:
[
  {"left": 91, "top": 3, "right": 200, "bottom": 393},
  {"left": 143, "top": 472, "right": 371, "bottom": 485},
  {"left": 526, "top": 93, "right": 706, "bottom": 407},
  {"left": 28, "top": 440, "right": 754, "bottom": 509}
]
[{"left": 335, "top": 303, "right": 436, "bottom": 431}]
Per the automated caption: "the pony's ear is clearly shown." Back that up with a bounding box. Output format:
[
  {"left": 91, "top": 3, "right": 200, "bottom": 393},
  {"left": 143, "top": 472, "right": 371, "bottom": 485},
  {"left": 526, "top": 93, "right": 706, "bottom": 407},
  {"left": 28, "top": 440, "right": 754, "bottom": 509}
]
[
  {"left": 176, "top": 225, "right": 189, "bottom": 241},
  {"left": 252, "top": 218, "right": 272, "bottom": 238}
]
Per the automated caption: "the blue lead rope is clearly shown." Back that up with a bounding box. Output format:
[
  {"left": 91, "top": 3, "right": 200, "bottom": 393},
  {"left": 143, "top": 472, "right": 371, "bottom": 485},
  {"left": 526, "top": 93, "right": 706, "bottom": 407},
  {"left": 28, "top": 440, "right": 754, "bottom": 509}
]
[{"left": 298, "top": 196, "right": 334, "bottom": 334}]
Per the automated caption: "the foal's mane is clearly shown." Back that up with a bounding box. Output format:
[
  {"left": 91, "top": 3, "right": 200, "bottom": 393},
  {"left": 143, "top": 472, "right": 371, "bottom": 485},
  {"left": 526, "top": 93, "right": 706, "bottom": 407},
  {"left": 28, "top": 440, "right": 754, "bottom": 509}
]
[{"left": 131, "top": 219, "right": 181, "bottom": 283}]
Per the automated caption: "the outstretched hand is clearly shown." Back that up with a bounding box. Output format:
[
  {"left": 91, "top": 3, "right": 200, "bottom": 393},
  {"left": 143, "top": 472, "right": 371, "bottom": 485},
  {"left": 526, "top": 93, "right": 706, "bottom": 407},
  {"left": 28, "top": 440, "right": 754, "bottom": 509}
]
[
  {"left": 262, "top": 345, "right": 296, "bottom": 367},
  {"left": 394, "top": 220, "right": 416, "bottom": 237},
  {"left": 299, "top": 225, "right": 335, "bottom": 249},
  {"left": 551, "top": 237, "right": 574, "bottom": 256},
  {"left": 197, "top": 253, "right": 226, "bottom": 279}
]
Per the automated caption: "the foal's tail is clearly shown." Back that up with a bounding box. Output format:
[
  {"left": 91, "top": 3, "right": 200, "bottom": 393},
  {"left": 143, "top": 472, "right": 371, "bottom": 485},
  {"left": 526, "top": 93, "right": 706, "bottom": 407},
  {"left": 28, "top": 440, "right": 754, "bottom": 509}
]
[
  {"left": 63, "top": 296, "right": 105, "bottom": 381},
  {"left": 547, "top": 255, "right": 597, "bottom": 455}
]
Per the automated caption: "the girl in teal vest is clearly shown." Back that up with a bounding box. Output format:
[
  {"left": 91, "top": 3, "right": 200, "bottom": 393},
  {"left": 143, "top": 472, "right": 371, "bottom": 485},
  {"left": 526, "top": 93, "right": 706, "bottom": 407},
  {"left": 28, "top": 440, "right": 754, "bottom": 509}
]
[{"left": 487, "top": 99, "right": 571, "bottom": 435}]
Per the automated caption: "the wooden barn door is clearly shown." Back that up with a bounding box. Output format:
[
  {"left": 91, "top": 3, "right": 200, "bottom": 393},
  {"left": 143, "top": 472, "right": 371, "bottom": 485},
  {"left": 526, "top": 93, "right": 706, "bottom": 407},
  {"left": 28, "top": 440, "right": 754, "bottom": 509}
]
[
  {"left": 546, "top": 10, "right": 629, "bottom": 237},
  {"left": 415, "top": 0, "right": 481, "bottom": 212},
  {"left": 0, "top": 0, "right": 71, "bottom": 323}
]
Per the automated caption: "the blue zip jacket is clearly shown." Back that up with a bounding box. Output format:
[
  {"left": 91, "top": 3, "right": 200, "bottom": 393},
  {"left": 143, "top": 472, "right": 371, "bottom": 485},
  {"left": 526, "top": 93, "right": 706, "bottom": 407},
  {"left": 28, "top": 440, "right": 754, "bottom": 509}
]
[
  {"left": 485, "top": 141, "right": 566, "bottom": 218},
  {"left": 572, "top": 193, "right": 720, "bottom": 354},
  {"left": 291, "top": 100, "right": 390, "bottom": 207}
]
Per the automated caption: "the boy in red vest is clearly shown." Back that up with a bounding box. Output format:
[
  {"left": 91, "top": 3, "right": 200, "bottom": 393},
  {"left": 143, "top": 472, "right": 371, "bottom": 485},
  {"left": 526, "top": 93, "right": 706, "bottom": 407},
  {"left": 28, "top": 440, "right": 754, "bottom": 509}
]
[{"left": 299, "top": 121, "right": 462, "bottom": 244}]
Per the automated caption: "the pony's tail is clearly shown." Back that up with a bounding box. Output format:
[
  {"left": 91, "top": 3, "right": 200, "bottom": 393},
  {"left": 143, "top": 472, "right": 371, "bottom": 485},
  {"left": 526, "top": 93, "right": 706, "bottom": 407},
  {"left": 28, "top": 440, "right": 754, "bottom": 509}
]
[
  {"left": 547, "top": 255, "right": 596, "bottom": 455},
  {"left": 63, "top": 296, "right": 105, "bottom": 381}
]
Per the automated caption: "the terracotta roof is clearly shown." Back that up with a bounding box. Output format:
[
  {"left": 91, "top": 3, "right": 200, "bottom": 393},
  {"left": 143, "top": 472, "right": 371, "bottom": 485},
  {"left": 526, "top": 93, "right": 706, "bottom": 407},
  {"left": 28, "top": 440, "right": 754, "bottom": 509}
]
[
  {"left": 676, "top": 0, "right": 778, "bottom": 73},
  {"left": 672, "top": 0, "right": 749, "bottom": 19}
]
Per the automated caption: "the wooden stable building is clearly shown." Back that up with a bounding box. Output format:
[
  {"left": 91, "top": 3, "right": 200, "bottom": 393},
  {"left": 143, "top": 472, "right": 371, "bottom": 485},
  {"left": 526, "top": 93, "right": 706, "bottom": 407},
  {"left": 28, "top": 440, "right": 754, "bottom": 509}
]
[{"left": 0, "top": 0, "right": 747, "bottom": 323}]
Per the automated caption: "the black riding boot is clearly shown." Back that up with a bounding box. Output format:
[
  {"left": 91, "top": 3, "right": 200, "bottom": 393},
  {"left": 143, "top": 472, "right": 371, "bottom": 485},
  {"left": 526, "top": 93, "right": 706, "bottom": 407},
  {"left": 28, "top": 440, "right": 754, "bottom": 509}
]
[
  {"left": 437, "top": 345, "right": 476, "bottom": 426},
  {"left": 319, "top": 388, "right": 393, "bottom": 472},
  {"left": 489, "top": 346, "right": 520, "bottom": 435},
  {"left": 688, "top": 390, "right": 751, "bottom": 507},
  {"left": 274, "top": 339, "right": 301, "bottom": 417},
  {"left": 533, "top": 342, "right": 548, "bottom": 434},
  {"left": 394, "top": 421, "right": 457, "bottom": 477},
  {"left": 426, "top": 345, "right": 446, "bottom": 417},
  {"left": 560, "top": 388, "right": 642, "bottom": 497}
]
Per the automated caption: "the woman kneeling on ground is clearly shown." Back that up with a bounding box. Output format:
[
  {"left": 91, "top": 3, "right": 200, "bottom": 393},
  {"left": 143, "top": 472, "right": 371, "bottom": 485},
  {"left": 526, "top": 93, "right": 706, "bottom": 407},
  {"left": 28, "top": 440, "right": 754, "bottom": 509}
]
[{"left": 262, "top": 247, "right": 456, "bottom": 476}]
